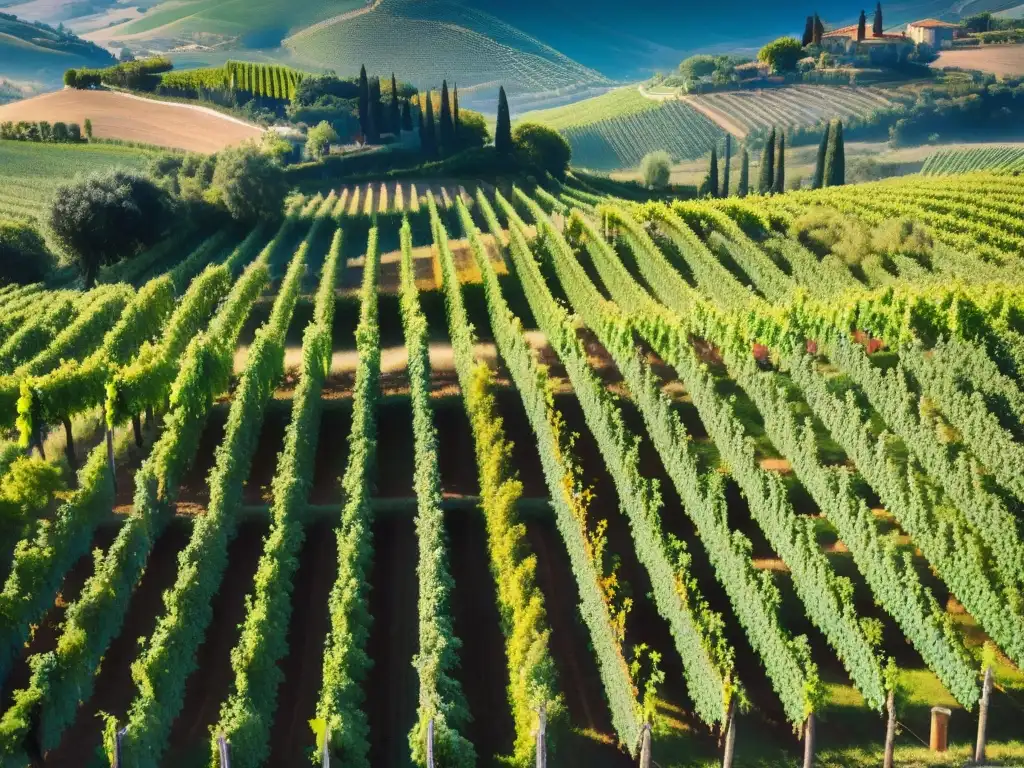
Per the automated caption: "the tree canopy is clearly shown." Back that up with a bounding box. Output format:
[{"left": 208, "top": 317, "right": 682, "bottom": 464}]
[
  {"left": 512, "top": 123, "right": 571, "bottom": 177},
  {"left": 0, "top": 219, "right": 53, "bottom": 286},
  {"left": 758, "top": 37, "right": 804, "bottom": 73}
]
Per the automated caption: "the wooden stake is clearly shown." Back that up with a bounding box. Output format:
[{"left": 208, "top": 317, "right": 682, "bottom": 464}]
[
  {"left": 62, "top": 416, "right": 75, "bottom": 469},
  {"left": 106, "top": 428, "right": 117, "bottom": 494},
  {"left": 884, "top": 689, "right": 897, "bottom": 768},
  {"left": 639, "top": 722, "right": 652, "bottom": 768},
  {"left": 930, "top": 707, "right": 951, "bottom": 752},
  {"left": 535, "top": 705, "right": 547, "bottom": 768},
  {"left": 217, "top": 733, "right": 230, "bottom": 768},
  {"left": 975, "top": 666, "right": 993, "bottom": 763},
  {"left": 802, "top": 713, "right": 815, "bottom": 768},
  {"left": 722, "top": 699, "right": 737, "bottom": 768}
]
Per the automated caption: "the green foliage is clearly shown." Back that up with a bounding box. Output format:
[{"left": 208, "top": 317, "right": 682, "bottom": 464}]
[
  {"left": 758, "top": 128, "right": 776, "bottom": 195},
  {"left": 495, "top": 86, "right": 512, "bottom": 154},
  {"left": 49, "top": 170, "right": 170, "bottom": 287},
  {"left": 213, "top": 207, "right": 340, "bottom": 768},
  {"left": 306, "top": 120, "right": 339, "bottom": 159},
  {"left": 316, "top": 225, "right": 379, "bottom": 766},
  {"left": 758, "top": 37, "right": 804, "bottom": 73},
  {"left": 0, "top": 219, "right": 53, "bottom": 286},
  {"left": 512, "top": 123, "right": 572, "bottom": 178},
  {"left": 640, "top": 151, "right": 671, "bottom": 189},
  {"left": 209, "top": 143, "right": 289, "bottom": 225},
  {"left": 824, "top": 119, "right": 845, "bottom": 187}
]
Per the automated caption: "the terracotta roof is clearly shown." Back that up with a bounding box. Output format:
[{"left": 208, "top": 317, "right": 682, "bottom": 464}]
[
  {"left": 821, "top": 23, "right": 860, "bottom": 38},
  {"left": 908, "top": 18, "right": 959, "bottom": 28}
]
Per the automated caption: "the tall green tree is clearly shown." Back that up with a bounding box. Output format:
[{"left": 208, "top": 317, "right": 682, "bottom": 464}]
[
  {"left": 390, "top": 73, "right": 401, "bottom": 135},
  {"left": 758, "top": 127, "right": 775, "bottom": 193},
  {"left": 439, "top": 80, "right": 455, "bottom": 154},
  {"left": 722, "top": 134, "right": 731, "bottom": 197},
  {"left": 857, "top": 10, "right": 867, "bottom": 41},
  {"left": 813, "top": 13, "right": 824, "bottom": 44},
  {"left": 357, "top": 64, "right": 369, "bottom": 139},
  {"left": 424, "top": 93, "right": 437, "bottom": 156},
  {"left": 402, "top": 99, "right": 413, "bottom": 132},
  {"left": 773, "top": 132, "right": 786, "bottom": 193},
  {"left": 873, "top": 2, "right": 883, "bottom": 36},
  {"left": 812, "top": 123, "right": 830, "bottom": 189},
  {"left": 418, "top": 103, "right": 427, "bottom": 152},
  {"left": 368, "top": 77, "right": 382, "bottom": 143},
  {"left": 495, "top": 86, "right": 512, "bottom": 154},
  {"left": 802, "top": 15, "right": 815, "bottom": 46},
  {"left": 707, "top": 145, "right": 719, "bottom": 197},
  {"left": 738, "top": 148, "right": 750, "bottom": 197},
  {"left": 453, "top": 83, "right": 460, "bottom": 143},
  {"left": 824, "top": 119, "right": 845, "bottom": 186}
]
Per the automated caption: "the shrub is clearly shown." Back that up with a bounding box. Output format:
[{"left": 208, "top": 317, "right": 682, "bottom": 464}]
[
  {"left": 758, "top": 37, "right": 805, "bottom": 73},
  {"left": 209, "top": 143, "right": 288, "bottom": 225},
  {"left": 0, "top": 219, "right": 54, "bottom": 285},
  {"left": 305, "top": 120, "right": 338, "bottom": 160},
  {"left": 49, "top": 169, "right": 170, "bottom": 286},
  {"left": 512, "top": 122, "right": 572, "bottom": 178},
  {"left": 640, "top": 151, "right": 672, "bottom": 189}
]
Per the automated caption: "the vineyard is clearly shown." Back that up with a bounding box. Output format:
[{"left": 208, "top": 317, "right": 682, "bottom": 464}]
[
  {"left": 158, "top": 61, "right": 308, "bottom": 102},
  {"left": 0, "top": 168, "right": 1023, "bottom": 768},
  {"left": 686, "top": 85, "right": 895, "bottom": 138},
  {"left": 921, "top": 144, "right": 1024, "bottom": 175},
  {"left": 521, "top": 89, "right": 724, "bottom": 170}
]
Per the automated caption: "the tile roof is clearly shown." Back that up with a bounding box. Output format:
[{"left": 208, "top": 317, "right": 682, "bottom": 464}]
[{"left": 908, "top": 18, "right": 960, "bottom": 28}]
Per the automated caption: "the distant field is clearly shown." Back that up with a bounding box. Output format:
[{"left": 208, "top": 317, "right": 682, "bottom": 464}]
[
  {"left": 0, "top": 140, "right": 157, "bottom": 227},
  {"left": 932, "top": 44, "right": 1024, "bottom": 76},
  {"left": 921, "top": 144, "right": 1024, "bottom": 174},
  {"left": 519, "top": 87, "right": 723, "bottom": 170},
  {"left": 0, "top": 90, "right": 264, "bottom": 153},
  {"left": 686, "top": 85, "right": 895, "bottom": 138},
  {"left": 0, "top": 13, "right": 113, "bottom": 88}
]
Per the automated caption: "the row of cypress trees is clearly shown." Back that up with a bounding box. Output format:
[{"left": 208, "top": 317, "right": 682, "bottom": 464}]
[
  {"left": 700, "top": 118, "right": 844, "bottom": 198},
  {"left": 357, "top": 65, "right": 415, "bottom": 144},
  {"left": 417, "top": 79, "right": 465, "bottom": 157},
  {"left": 802, "top": 3, "right": 883, "bottom": 45}
]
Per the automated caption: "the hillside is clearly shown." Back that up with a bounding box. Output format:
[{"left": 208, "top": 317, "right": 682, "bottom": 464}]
[
  {"left": 0, "top": 12, "right": 114, "bottom": 88},
  {"left": 0, "top": 89, "right": 264, "bottom": 151}
]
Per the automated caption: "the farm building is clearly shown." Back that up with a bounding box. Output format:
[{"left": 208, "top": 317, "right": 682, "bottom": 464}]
[
  {"left": 821, "top": 23, "right": 913, "bottom": 63},
  {"left": 906, "top": 18, "right": 960, "bottom": 48}
]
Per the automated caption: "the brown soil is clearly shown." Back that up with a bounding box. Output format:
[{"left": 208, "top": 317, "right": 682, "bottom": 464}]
[
  {"left": 163, "top": 520, "right": 270, "bottom": 765},
  {"left": 444, "top": 510, "right": 516, "bottom": 764},
  {"left": 0, "top": 524, "right": 120, "bottom": 712},
  {"left": 0, "top": 90, "right": 262, "bottom": 153},
  {"left": 933, "top": 45, "right": 1024, "bottom": 77},
  {"left": 266, "top": 520, "right": 337, "bottom": 765},
  {"left": 309, "top": 405, "right": 354, "bottom": 505},
  {"left": 242, "top": 407, "right": 289, "bottom": 505},
  {"left": 45, "top": 520, "right": 193, "bottom": 766},
  {"left": 365, "top": 514, "right": 419, "bottom": 768},
  {"left": 374, "top": 399, "right": 416, "bottom": 498},
  {"left": 175, "top": 411, "right": 227, "bottom": 506}
]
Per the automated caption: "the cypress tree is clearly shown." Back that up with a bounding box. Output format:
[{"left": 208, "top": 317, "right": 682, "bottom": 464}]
[
  {"left": 802, "top": 15, "right": 815, "bottom": 46},
  {"left": 402, "top": 99, "right": 413, "bottom": 132},
  {"left": 873, "top": 2, "right": 883, "bottom": 36},
  {"left": 813, "top": 13, "right": 824, "bottom": 44},
  {"left": 824, "top": 119, "right": 845, "bottom": 186},
  {"left": 357, "top": 65, "right": 369, "bottom": 139},
  {"left": 707, "top": 146, "right": 719, "bottom": 198},
  {"left": 439, "top": 80, "right": 454, "bottom": 154},
  {"left": 367, "top": 77, "right": 381, "bottom": 143},
  {"left": 758, "top": 127, "right": 775, "bottom": 194},
  {"left": 425, "top": 93, "right": 437, "bottom": 156},
  {"left": 390, "top": 73, "right": 400, "bottom": 135},
  {"left": 738, "top": 148, "right": 749, "bottom": 197},
  {"left": 812, "top": 123, "right": 829, "bottom": 189},
  {"left": 495, "top": 86, "right": 512, "bottom": 154},
  {"left": 418, "top": 102, "right": 427, "bottom": 152},
  {"left": 453, "top": 83, "right": 460, "bottom": 143},
  {"left": 722, "top": 134, "right": 731, "bottom": 197},
  {"left": 773, "top": 132, "right": 786, "bottom": 193},
  {"left": 857, "top": 9, "right": 867, "bottom": 41}
]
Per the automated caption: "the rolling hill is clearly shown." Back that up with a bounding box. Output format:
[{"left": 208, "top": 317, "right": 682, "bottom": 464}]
[
  {"left": 0, "top": 12, "right": 114, "bottom": 88},
  {"left": 6, "top": 0, "right": 1010, "bottom": 113}
]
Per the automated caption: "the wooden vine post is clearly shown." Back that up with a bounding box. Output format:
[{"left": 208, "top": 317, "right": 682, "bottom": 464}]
[
  {"left": 722, "top": 699, "right": 737, "bottom": 768},
  {"left": 106, "top": 427, "right": 117, "bottom": 493},
  {"left": 217, "top": 732, "right": 231, "bottom": 768},
  {"left": 883, "top": 689, "right": 897, "bottom": 768},
  {"left": 110, "top": 725, "right": 127, "bottom": 768},
  {"left": 536, "top": 704, "right": 547, "bottom": 768},
  {"left": 802, "top": 713, "right": 816, "bottom": 768},
  {"left": 975, "top": 665, "right": 994, "bottom": 763},
  {"left": 929, "top": 707, "right": 951, "bottom": 752},
  {"left": 426, "top": 718, "right": 435, "bottom": 768},
  {"left": 639, "top": 722, "right": 652, "bottom": 768}
]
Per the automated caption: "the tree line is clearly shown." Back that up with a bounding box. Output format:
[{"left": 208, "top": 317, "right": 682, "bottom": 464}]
[{"left": 0, "top": 119, "right": 91, "bottom": 144}]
